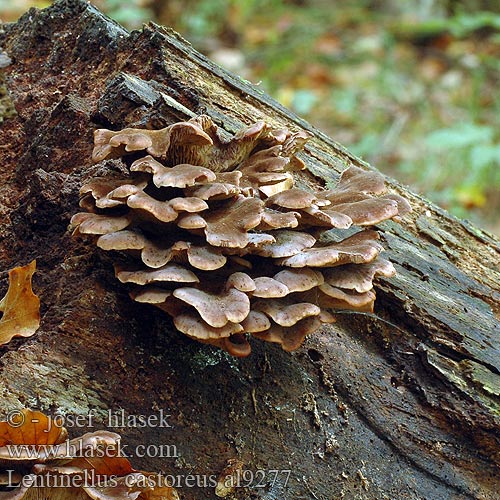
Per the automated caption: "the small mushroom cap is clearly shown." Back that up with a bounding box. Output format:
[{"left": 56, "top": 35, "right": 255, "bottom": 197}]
[
  {"left": 255, "top": 300, "right": 321, "bottom": 327},
  {"left": 382, "top": 193, "right": 412, "bottom": 218},
  {"left": 273, "top": 268, "right": 325, "bottom": 292},
  {"left": 323, "top": 258, "right": 396, "bottom": 293},
  {"left": 204, "top": 196, "right": 264, "bottom": 248},
  {"left": 299, "top": 206, "right": 352, "bottom": 229},
  {"left": 97, "top": 230, "right": 148, "bottom": 251},
  {"left": 266, "top": 188, "right": 318, "bottom": 209},
  {"left": 175, "top": 311, "right": 244, "bottom": 340},
  {"left": 169, "top": 197, "right": 209, "bottom": 213},
  {"left": 130, "top": 287, "right": 172, "bottom": 304},
  {"left": 246, "top": 233, "right": 276, "bottom": 248},
  {"left": 259, "top": 209, "right": 300, "bottom": 230},
  {"left": 334, "top": 165, "right": 387, "bottom": 195},
  {"left": 70, "top": 213, "right": 132, "bottom": 235},
  {"left": 317, "top": 284, "right": 376, "bottom": 312},
  {"left": 173, "top": 288, "right": 250, "bottom": 328},
  {"left": 327, "top": 198, "right": 399, "bottom": 226},
  {"left": 225, "top": 272, "right": 256, "bottom": 292},
  {"left": 241, "top": 311, "right": 271, "bottom": 333},
  {"left": 252, "top": 317, "right": 322, "bottom": 352},
  {"left": 127, "top": 191, "right": 179, "bottom": 223},
  {"left": 254, "top": 230, "right": 316, "bottom": 258},
  {"left": 252, "top": 277, "right": 289, "bottom": 298},
  {"left": 115, "top": 264, "right": 199, "bottom": 285},
  {"left": 80, "top": 177, "right": 148, "bottom": 209},
  {"left": 187, "top": 245, "right": 227, "bottom": 270},
  {"left": 222, "top": 334, "right": 252, "bottom": 357},
  {"left": 177, "top": 213, "right": 207, "bottom": 229},
  {"left": 278, "top": 230, "right": 383, "bottom": 267},
  {"left": 131, "top": 156, "right": 216, "bottom": 188}
]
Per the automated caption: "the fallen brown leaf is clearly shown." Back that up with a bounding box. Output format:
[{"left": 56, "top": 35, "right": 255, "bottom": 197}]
[{"left": 0, "top": 260, "right": 40, "bottom": 345}]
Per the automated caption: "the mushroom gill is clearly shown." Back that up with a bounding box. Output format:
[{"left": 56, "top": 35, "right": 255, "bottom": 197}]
[{"left": 71, "top": 115, "right": 410, "bottom": 357}]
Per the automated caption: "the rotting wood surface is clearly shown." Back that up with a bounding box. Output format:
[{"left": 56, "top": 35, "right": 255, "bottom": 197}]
[{"left": 0, "top": 1, "right": 499, "bottom": 499}]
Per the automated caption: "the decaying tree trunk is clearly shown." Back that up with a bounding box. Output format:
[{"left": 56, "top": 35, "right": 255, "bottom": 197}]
[{"left": 0, "top": 1, "right": 499, "bottom": 499}]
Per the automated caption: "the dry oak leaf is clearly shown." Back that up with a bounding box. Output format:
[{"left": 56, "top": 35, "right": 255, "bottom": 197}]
[{"left": 0, "top": 261, "right": 40, "bottom": 346}]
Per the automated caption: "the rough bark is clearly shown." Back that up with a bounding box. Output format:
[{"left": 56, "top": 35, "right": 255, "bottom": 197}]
[{"left": 0, "top": 1, "right": 499, "bottom": 499}]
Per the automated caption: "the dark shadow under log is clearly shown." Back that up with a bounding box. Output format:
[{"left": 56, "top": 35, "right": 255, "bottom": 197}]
[{"left": 0, "top": 1, "right": 499, "bottom": 499}]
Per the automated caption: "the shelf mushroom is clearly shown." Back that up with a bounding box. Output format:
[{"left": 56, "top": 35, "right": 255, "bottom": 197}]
[{"left": 71, "top": 115, "right": 410, "bottom": 357}]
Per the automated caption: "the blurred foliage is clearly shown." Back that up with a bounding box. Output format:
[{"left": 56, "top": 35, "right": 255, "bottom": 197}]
[{"left": 1, "top": 0, "right": 499, "bottom": 234}]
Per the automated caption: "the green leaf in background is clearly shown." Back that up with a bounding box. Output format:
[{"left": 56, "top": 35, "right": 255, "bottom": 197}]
[
  {"left": 291, "top": 89, "right": 318, "bottom": 115},
  {"left": 425, "top": 123, "right": 494, "bottom": 150},
  {"left": 469, "top": 144, "right": 500, "bottom": 170}
]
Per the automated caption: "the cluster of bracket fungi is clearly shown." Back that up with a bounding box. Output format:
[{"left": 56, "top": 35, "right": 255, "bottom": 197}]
[{"left": 71, "top": 115, "right": 410, "bottom": 357}]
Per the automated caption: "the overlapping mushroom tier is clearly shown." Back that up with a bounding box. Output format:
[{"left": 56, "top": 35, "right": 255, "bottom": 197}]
[{"left": 71, "top": 115, "right": 410, "bottom": 357}]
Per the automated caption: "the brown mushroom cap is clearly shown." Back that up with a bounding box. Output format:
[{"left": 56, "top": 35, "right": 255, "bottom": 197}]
[
  {"left": 316, "top": 284, "right": 376, "bottom": 312},
  {"left": 259, "top": 209, "right": 300, "bottom": 230},
  {"left": 266, "top": 188, "right": 319, "bottom": 210},
  {"left": 323, "top": 258, "right": 396, "bottom": 293},
  {"left": 273, "top": 268, "right": 324, "bottom": 292},
  {"left": 278, "top": 230, "right": 383, "bottom": 267},
  {"left": 173, "top": 288, "right": 250, "bottom": 328},
  {"left": 326, "top": 198, "right": 399, "bottom": 226},
  {"left": 92, "top": 121, "right": 213, "bottom": 162},
  {"left": 70, "top": 213, "right": 132, "bottom": 235},
  {"left": 255, "top": 299, "right": 321, "bottom": 327},
  {"left": 131, "top": 156, "right": 216, "bottom": 188},
  {"left": 252, "top": 277, "right": 289, "bottom": 298},
  {"left": 203, "top": 196, "right": 264, "bottom": 248},
  {"left": 241, "top": 311, "right": 271, "bottom": 333},
  {"left": 252, "top": 317, "right": 323, "bottom": 352},
  {"left": 254, "top": 230, "right": 316, "bottom": 258},
  {"left": 175, "top": 311, "right": 244, "bottom": 340},
  {"left": 115, "top": 264, "right": 199, "bottom": 285}
]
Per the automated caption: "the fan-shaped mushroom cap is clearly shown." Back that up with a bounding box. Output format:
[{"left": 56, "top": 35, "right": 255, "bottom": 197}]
[
  {"left": 70, "top": 213, "right": 132, "bottom": 235},
  {"left": 173, "top": 288, "right": 250, "bottom": 328},
  {"left": 225, "top": 272, "right": 256, "bottom": 292},
  {"left": 246, "top": 233, "right": 276, "bottom": 248},
  {"left": 331, "top": 165, "right": 387, "bottom": 196},
  {"left": 126, "top": 191, "right": 179, "bottom": 222},
  {"left": 299, "top": 206, "right": 352, "bottom": 229},
  {"left": 259, "top": 209, "right": 300, "bottom": 230},
  {"left": 255, "top": 300, "right": 321, "bottom": 327},
  {"left": 203, "top": 196, "right": 264, "bottom": 248},
  {"left": 254, "top": 230, "right": 316, "bottom": 258},
  {"left": 130, "top": 287, "right": 172, "bottom": 304},
  {"left": 175, "top": 311, "right": 244, "bottom": 340},
  {"left": 241, "top": 311, "right": 271, "bottom": 332},
  {"left": 266, "top": 188, "right": 318, "bottom": 210},
  {"left": 253, "top": 317, "right": 321, "bottom": 352},
  {"left": 131, "top": 156, "right": 216, "bottom": 188},
  {"left": 186, "top": 245, "right": 227, "bottom": 270},
  {"left": 278, "top": 230, "right": 383, "bottom": 267},
  {"left": 92, "top": 122, "right": 213, "bottom": 162},
  {"left": 323, "top": 258, "right": 396, "bottom": 293},
  {"left": 326, "top": 198, "right": 399, "bottom": 226},
  {"left": 317, "top": 284, "right": 376, "bottom": 312},
  {"left": 186, "top": 182, "right": 241, "bottom": 200},
  {"left": 252, "top": 277, "right": 289, "bottom": 298},
  {"left": 81, "top": 177, "right": 149, "bottom": 209},
  {"left": 177, "top": 213, "right": 207, "bottom": 229},
  {"left": 115, "top": 264, "right": 199, "bottom": 285},
  {"left": 273, "top": 268, "right": 324, "bottom": 292}
]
